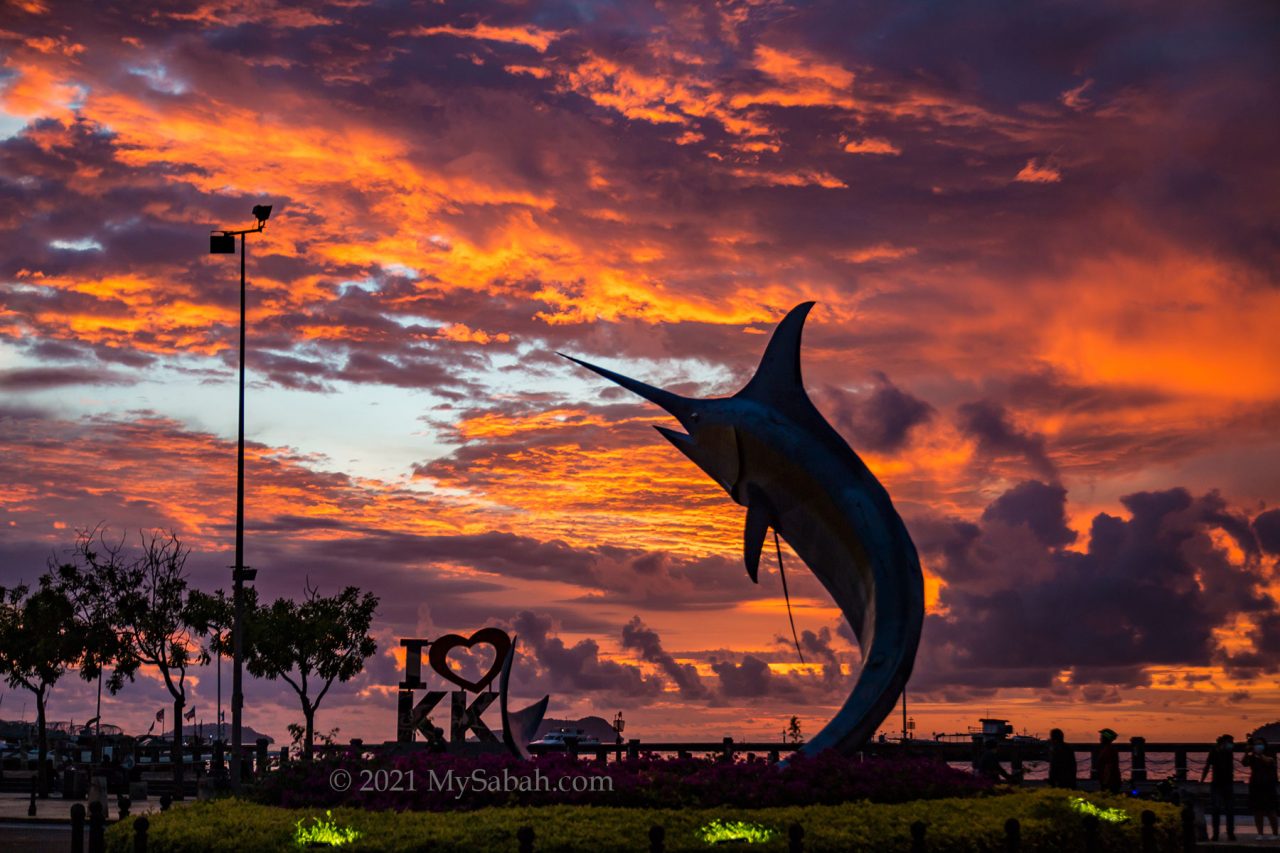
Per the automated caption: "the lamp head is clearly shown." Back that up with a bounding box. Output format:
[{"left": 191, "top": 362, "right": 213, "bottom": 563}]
[{"left": 252, "top": 204, "right": 272, "bottom": 226}]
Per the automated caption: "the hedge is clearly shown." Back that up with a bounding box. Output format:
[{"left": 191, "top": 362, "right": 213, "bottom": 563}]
[{"left": 107, "top": 789, "right": 1183, "bottom": 852}]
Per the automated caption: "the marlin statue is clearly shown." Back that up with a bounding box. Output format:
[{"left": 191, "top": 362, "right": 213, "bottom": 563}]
[{"left": 563, "top": 302, "right": 924, "bottom": 755}]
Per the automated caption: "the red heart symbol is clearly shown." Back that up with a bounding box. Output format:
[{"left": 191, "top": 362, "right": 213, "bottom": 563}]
[{"left": 428, "top": 628, "right": 512, "bottom": 693}]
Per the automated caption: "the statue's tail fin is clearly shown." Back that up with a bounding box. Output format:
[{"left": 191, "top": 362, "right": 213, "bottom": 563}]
[{"left": 499, "top": 636, "right": 549, "bottom": 760}]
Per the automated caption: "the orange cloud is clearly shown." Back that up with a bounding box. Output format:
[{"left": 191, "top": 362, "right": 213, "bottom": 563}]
[
  {"left": 1037, "top": 252, "right": 1280, "bottom": 401},
  {"left": 731, "top": 45, "right": 857, "bottom": 110},
  {"left": 1061, "top": 79, "right": 1094, "bottom": 110},
  {"left": 505, "top": 64, "right": 550, "bottom": 79},
  {"left": 1015, "top": 158, "right": 1062, "bottom": 183},
  {"left": 410, "top": 24, "right": 562, "bottom": 53},
  {"left": 22, "top": 36, "right": 85, "bottom": 56},
  {"left": 163, "top": 0, "right": 338, "bottom": 29},
  {"left": 0, "top": 57, "right": 84, "bottom": 122},
  {"left": 435, "top": 323, "right": 510, "bottom": 345},
  {"left": 729, "top": 167, "right": 847, "bottom": 189},
  {"left": 835, "top": 244, "right": 916, "bottom": 263},
  {"left": 842, "top": 137, "right": 900, "bottom": 155}
]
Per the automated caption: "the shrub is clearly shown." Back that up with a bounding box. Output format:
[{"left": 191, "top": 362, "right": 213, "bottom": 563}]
[{"left": 107, "top": 789, "right": 1183, "bottom": 852}]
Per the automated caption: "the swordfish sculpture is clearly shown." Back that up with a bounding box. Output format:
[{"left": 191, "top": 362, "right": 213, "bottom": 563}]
[{"left": 563, "top": 302, "right": 924, "bottom": 755}]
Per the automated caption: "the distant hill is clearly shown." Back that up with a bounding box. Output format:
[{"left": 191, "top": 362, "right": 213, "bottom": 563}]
[
  {"left": 149, "top": 723, "right": 275, "bottom": 744},
  {"left": 1251, "top": 721, "right": 1280, "bottom": 742},
  {"left": 208, "top": 724, "right": 275, "bottom": 745},
  {"left": 533, "top": 716, "right": 621, "bottom": 744}
]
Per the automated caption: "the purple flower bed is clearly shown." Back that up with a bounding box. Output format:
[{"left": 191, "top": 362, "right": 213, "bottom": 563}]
[{"left": 254, "top": 750, "right": 992, "bottom": 811}]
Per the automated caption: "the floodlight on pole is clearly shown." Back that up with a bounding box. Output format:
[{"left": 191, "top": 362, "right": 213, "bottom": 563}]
[{"left": 208, "top": 203, "right": 272, "bottom": 793}]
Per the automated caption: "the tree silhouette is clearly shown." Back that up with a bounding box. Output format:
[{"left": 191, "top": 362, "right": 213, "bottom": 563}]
[
  {"left": 56, "top": 529, "right": 218, "bottom": 798},
  {"left": 205, "top": 584, "right": 247, "bottom": 745},
  {"left": 46, "top": 526, "right": 127, "bottom": 726},
  {"left": 787, "top": 715, "right": 804, "bottom": 745},
  {"left": 0, "top": 584, "right": 83, "bottom": 797},
  {"left": 244, "top": 582, "right": 378, "bottom": 759}
]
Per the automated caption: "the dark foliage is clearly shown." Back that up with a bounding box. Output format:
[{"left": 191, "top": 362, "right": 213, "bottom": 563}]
[{"left": 254, "top": 749, "right": 991, "bottom": 811}]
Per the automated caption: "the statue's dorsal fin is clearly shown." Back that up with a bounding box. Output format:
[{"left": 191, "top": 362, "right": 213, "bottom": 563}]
[{"left": 735, "top": 302, "right": 816, "bottom": 408}]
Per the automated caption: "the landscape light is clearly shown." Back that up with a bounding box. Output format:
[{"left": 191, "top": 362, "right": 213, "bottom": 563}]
[
  {"left": 699, "top": 820, "right": 776, "bottom": 845},
  {"left": 1069, "top": 798, "right": 1131, "bottom": 824},
  {"left": 294, "top": 811, "right": 361, "bottom": 848}
]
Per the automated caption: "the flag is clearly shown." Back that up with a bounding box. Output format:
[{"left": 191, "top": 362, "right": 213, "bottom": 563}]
[
  {"left": 184, "top": 706, "right": 196, "bottom": 721},
  {"left": 156, "top": 709, "right": 164, "bottom": 722},
  {"left": 145, "top": 720, "right": 155, "bottom": 735}
]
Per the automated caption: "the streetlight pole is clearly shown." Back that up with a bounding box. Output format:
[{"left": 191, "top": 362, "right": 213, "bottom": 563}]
[{"left": 210, "top": 204, "right": 271, "bottom": 792}]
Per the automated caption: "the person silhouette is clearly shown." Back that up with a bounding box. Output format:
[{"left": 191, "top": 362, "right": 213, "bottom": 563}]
[
  {"left": 1201, "top": 733, "right": 1237, "bottom": 841},
  {"left": 1096, "top": 728, "right": 1122, "bottom": 794},
  {"left": 1243, "top": 736, "right": 1278, "bottom": 838},
  {"left": 977, "top": 738, "right": 1015, "bottom": 784},
  {"left": 1048, "top": 728, "right": 1076, "bottom": 789}
]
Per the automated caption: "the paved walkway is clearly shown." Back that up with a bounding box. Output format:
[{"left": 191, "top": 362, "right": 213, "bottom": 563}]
[
  {"left": 0, "top": 791, "right": 163, "bottom": 822},
  {"left": 1203, "top": 841, "right": 1280, "bottom": 849},
  {"left": 1201, "top": 819, "right": 1280, "bottom": 848},
  {"left": 0, "top": 821, "right": 72, "bottom": 853}
]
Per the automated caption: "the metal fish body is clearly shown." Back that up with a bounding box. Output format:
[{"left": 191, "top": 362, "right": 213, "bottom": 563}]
[{"left": 563, "top": 302, "right": 924, "bottom": 755}]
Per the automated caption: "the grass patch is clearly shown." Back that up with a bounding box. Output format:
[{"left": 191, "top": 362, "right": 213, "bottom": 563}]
[{"left": 108, "top": 789, "right": 1182, "bottom": 852}]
